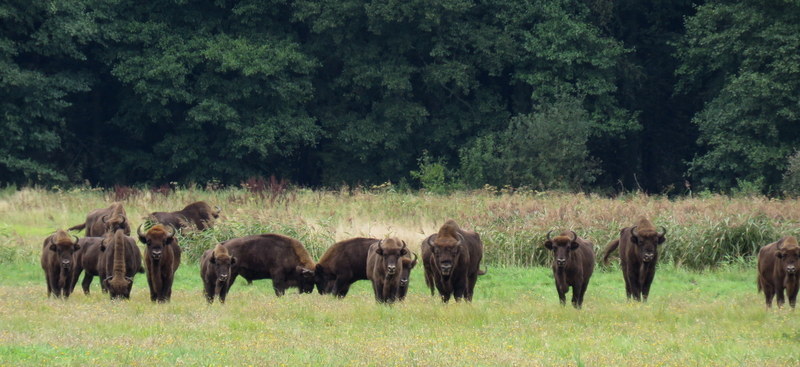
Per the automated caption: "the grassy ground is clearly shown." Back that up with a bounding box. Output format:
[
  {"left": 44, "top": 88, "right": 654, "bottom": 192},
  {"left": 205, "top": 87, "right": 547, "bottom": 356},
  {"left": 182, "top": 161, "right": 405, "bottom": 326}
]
[{"left": 0, "top": 188, "right": 798, "bottom": 365}]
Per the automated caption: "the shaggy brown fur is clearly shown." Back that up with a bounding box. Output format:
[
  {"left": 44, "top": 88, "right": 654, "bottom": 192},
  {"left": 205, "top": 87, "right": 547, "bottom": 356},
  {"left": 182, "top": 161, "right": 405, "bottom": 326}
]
[
  {"left": 149, "top": 201, "right": 221, "bottom": 231},
  {"left": 200, "top": 244, "right": 237, "bottom": 304},
  {"left": 758, "top": 236, "right": 800, "bottom": 308},
  {"left": 366, "top": 238, "right": 408, "bottom": 303},
  {"left": 69, "top": 202, "right": 130, "bottom": 237},
  {"left": 99, "top": 229, "right": 143, "bottom": 299},
  {"left": 421, "top": 219, "right": 484, "bottom": 302},
  {"left": 398, "top": 252, "right": 418, "bottom": 301},
  {"left": 602, "top": 217, "right": 666, "bottom": 302},
  {"left": 40, "top": 230, "right": 81, "bottom": 298},
  {"left": 314, "top": 237, "right": 378, "bottom": 297},
  {"left": 219, "top": 234, "right": 316, "bottom": 297},
  {"left": 138, "top": 224, "right": 181, "bottom": 303},
  {"left": 544, "top": 230, "right": 595, "bottom": 309},
  {"left": 70, "top": 237, "right": 105, "bottom": 295}
]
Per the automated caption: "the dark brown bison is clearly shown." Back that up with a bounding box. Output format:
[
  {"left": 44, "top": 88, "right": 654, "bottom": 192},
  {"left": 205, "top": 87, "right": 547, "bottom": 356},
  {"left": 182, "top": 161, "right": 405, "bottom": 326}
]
[
  {"left": 149, "top": 201, "right": 221, "bottom": 231},
  {"left": 68, "top": 202, "right": 131, "bottom": 237},
  {"left": 758, "top": 236, "right": 800, "bottom": 308},
  {"left": 221, "top": 234, "right": 316, "bottom": 297},
  {"left": 70, "top": 237, "right": 106, "bottom": 294},
  {"left": 99, "top": 229, "right": 143, "bottom": 299},
  {"left": 544, "top": 230, "right": 595, "bottom": 309},
  {"left": 397, "top": 252, "right": 418, "bottom": 301},
  {"left": 602, "top": 217, "right": 667, "bottom": 302},
  {"left": 200, "top": 244, "right": 237, "bottom": 304},
  {"left": 40, "top": 229, "right": 81, "bottom": 298},
  {"left": 314, "top": 237, "right": 377, "bottom": 297},
  {"left": 138, "top": 224, "right": 181, "bottom": 303},
  {"left": 421, "top": 220, "right": 484, "bottom": 302},
  {"left": 366, "top": 238, "right": 408, "bottom": 303}
]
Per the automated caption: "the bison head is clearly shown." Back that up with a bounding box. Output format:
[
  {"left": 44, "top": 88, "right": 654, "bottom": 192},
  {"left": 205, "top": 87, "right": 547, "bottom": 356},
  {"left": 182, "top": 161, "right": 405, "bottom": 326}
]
[
  {"left": 631, "top": 226, "right": 666, "bottom": 263},
  {"left": 104, "top": 229, "right": 133, "bottom": 299},
  {"left": 399, "top": 252, "right": 418, "bottom": 289},
  {"left": 544, "top": 230, "right": 578, "bottom": 269},
  {"left": 138, "top": 224, "right": 176, "bottom": 262},
  {"left": 295, "top": 266, "right": 316, "bottom": 294},
  {"left": 777, "top": 237, "right": 800, "bottom": 275},
  {"left": 375, "top": 238, "right": 408, "bottom": 278},
  {"left": 427, "top": 233, "right": 463, "bottom": 276},
  {"left": 314, "top": 264, "right": 335, "bottom": 295},
  {"left": 48, "top": 230, "right": 80, "bottom": 270},
  {"left": 210, "top": 252, "right": 236, "bottom": 284}
]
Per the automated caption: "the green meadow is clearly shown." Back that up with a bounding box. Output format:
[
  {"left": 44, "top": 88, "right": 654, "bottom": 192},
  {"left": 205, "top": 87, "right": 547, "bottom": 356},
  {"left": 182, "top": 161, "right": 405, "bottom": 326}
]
[{"left": 0, "top": 187, "right": 797, "bottom": 366}]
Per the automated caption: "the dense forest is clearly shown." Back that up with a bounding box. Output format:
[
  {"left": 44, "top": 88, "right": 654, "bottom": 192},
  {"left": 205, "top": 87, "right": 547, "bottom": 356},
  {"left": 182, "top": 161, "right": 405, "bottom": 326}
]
[{"left": 2, "top": 0, "right": 799, "bottom": 195}]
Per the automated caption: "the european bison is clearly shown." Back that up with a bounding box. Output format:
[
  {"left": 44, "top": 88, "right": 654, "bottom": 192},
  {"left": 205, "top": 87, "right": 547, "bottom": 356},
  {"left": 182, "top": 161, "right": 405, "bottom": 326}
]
[
  {"left": 314, "top": 237, "right": 377, "bottom": 297},
  {"left": 544, "top": 230, "right": 595, "bottom": 309},
  {"left": 398, "top": 252, "right": 418, "bottom": 301},
  {"left": 366, "top": 238, "right": 408, "bottom": 303},
  {"left": 758, "top": 236, "right": 800, "bottom": 309},
  {"left": 68, "top": 202, "right": 131, "bottom": 237},
  {"left": 40, "top": 230, "right": 81, "bottom": 298},
  {"left": 602, "top": 217, "right": 667, "bottom": 302},
  {"left": 138, "top": 224, "right": 181, "bottom": 303},
  {"left": 99, "top": 229, "right": 143, "bottom": 299},
  {"left": 200, "top": 244, "right": 237, "bottom": 304},
  {"left": 70, "top": 237, "right": 105, "bottom": 294},
  {"left": 149, "top": 201, "right": 221, "bottom": 231},
  {"left": 421, "top": 220, "right": 484, "bottom": 302},
  {"left": 221, "top": 234, "right": 316, "bottom": 296}
]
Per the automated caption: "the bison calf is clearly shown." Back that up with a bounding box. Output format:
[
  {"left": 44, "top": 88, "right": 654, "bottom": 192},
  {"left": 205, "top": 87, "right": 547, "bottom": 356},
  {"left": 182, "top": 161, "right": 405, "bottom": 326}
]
[
  {"left": 40, "top": 230, "right": 81, "bottom": 298},
  {"left": 366, "top": 238, "right": 408, "bottom": 303},
  {"left": 544, "top": 230, "right": 595, "bottom": 309},
  {"left": 200, "top": 244, "right": 237, "bottom": 304},
  {"left": 314, "top": 237, "right": 377, "bottom": 297},
  {"left": 138, "top": 224, "right": 181, "bottom": 303},
  {"left": 758, "top": 236, "right": 800, "bottom": 309},
  {"left": 602, "top": 217, "right": 666, "bottom": 302},
  {"left": 398, "top": 252, "right": 418, "bottom": 301}
]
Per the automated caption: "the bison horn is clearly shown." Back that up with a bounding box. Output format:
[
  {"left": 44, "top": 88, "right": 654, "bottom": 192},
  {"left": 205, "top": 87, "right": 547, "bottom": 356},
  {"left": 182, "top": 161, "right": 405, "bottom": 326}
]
[
  {"left": 631, "top": 226, "right": 639, "bottom": 238},
  {"left": 658, "top": 226, "right": 667, "bottom": 237},
  {"left": 101, "top": 215, "right": 108, "bottom": 224},
  {"left": 215, "top": 205, "right": 221, "bottom": 213},
  {"left": 377, "top": 239, "right": 383, "bottom": 252},
  {"left": 456, "top": 232, "right": 465, "bottom": 244},
  {"left": 412, "top": 252, "right": 418, "bottom": 262},
  {"left": 137, "top": 223, "right": 145, "bottom": 239},
  {"left": 570, "top": 230, "right": 577, "bottom": 242},
  {"left": 167, "top": 224, "right": 177, "bottom": 239},
  {"left": 546, "top": 230, "right": 554, "bottom": 241},
  {"left": 72, "top": 235, "right": 80, "bottom": 244}
]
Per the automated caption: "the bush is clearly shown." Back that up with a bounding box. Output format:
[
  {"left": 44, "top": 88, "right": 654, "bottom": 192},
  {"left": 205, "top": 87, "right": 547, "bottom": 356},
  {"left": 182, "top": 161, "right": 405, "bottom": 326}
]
[{"left": 782, "top": 150, "right": 800, "bottom": 196}]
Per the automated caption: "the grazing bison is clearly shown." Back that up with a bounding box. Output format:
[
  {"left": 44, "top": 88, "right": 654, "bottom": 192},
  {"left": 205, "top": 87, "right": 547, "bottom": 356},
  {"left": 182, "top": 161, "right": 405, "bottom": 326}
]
[
  {"left": 70, "top": 237, "right": 106, "bottom": 294},
  {"left": 221, "top": 234, "right": 316, "bottom": 296},
  {"left": 544, "top": 230, "right": 595, "bottom": 309},
  {"left": 40, "top": 230, "right": 81, "bottom": 298},
  {"left": 758, "top": 236, "right": 800, "bottom": 309},
  {"left": 314, "top": 237, "right": 378, "bottom": 297},
  {"left": 68, "top": 202, "right": 131, "bottom": 237},
  {"left": 602, "top": 217, "right": 667, "bottom": 302},
  {"left": 200, "top": 244, "right": 237, "bottom": 304},
  {"left": 421, "top": 220, "right": 484, "bottom": 302},
  {"left": 138, "top": 224, "right": 181, "bottom": 303},
  {"left": 99, "top": 229, "right": 143, "bottom": 299},
  {"left": 397, "top": 252, "right": 418, "bottom": 301},
  {"left": 149, "top": 201, "right": 221, "bottom": 231},
  {"left": 366, "top": 238, "right": 408, "bottom": 303}
]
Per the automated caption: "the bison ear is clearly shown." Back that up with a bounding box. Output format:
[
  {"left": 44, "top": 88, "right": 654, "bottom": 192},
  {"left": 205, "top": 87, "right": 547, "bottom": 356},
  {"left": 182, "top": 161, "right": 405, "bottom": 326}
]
[
  {"left": 315, "top": 264, "right": 324, "bottom": 273},
  {"left": 657, "top": 234, "right": 666, "bottom": 245},
  {"left": 74, "top": 243, "right": 81, "bottom": 251},
  {"left": 570, "top": 241, "right": 579, "bottom": 250},
  {"left": 400, "top": 248, "right": 408, "bottom": 256},
  {"left": 375, "top": 247, "right": 384, "bottom": 256},
  {"left": 210, "top": 256, "right": 216, "bottom": 264},
  {"left": 630, "top": 234, "right": 639, "bottom": 245},
  {"left": 100, "top": 244, "right": 106, "bottom": 252},
  {"left": 49, "top": 244, "right": 57, "bottom": 252},
  {"left": 777, "top": 252, "right": 784, "bottom": 259},
  {"left": 544, "top": 240, "right": 553, "bottom": 250}
]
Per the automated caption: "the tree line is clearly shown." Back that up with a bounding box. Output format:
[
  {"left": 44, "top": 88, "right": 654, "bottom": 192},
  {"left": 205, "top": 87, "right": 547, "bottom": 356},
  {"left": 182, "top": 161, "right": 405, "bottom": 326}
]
[{"left": 2, "top": 0, "right": 799, "bottom": 195}]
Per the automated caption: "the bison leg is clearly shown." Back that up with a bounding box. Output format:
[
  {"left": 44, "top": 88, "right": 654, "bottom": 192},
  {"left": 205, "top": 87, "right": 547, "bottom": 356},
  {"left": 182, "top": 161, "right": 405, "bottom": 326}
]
[
  {"left": 82, "top": 273, "right": 94, "bottom": 295},
  {"left": 219, "top": 281, "right": 232, "bottom": 304},
  {"left": 776, "top": 286, "right": 786, "bottom": 308},
  {"left": 626, "top": 265, "right": 642, "bottom": 301},
  {"left": 621, "top": 261, "right": 633, "bottom": 300},
  {"left": 203, "top": 279, "right": 215, "bottom": 304},
  {"left": 333, "top": 277, "right": 352, "bottom": 298},
  {"left": 271, "top": 274, "right": 287, "bottom": 297},
  {"left": 640, "top": 265, "right": 655, "bottom": 302},
  {"left": 571, "top": 284, "right": 583, "bottom": 309},
  {"left": 466, "top": 272, "right": 479, "bottom": 302}
]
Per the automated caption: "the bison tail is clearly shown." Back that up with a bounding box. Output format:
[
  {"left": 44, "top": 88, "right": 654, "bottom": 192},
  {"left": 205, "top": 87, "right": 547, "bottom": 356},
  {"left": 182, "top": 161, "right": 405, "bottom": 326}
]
[
  {"left": 602, "top": 239, "right": 620, "bottom": 266},
  {"left": 757, "top": 277, "right": 762, "bottom": 294},
  {"left": 68, "top": 223, "right": 86, "bottom": 232}
]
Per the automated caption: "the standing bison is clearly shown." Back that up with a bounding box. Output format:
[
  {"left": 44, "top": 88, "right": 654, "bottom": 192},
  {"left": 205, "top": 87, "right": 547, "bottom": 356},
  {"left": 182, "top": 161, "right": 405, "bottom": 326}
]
[
  {"left": 69, "top": 202, "right": 130, "bottom": 237},
  {"left": 758, "top": 236, "right": 800, "bottom": 309},
  {"left": 397, "top": 252, "right": 418, "bottom": 301},
  {"left": 149, "top": 201, "right": 221, "bottom": 231},
  {"left": 40, "top": 229, "right": 81, "bottom": 298},
  {"left": 366, "top": 238, "right": 408, "bottom": 303},
  {"left": 602, "top": 217, "right": 667, "bottom": 302},
  {"left": 70, "top": 237, "right": 105, "bottom": 294},
  {"left": 138, "top": 224, "right": 181, "bottom": 303},
  {"left": 221, "top": 234, "right": 316, "bottom": 297},
  {"left": 200, "top": 244, "right": 237, "bottom": 304},
  {"left": 421, "top": 220, "right": 484, "bottom": 302},
  {"left": 314, "top": 237, "right": 377, "bottom": 297},
  {"left": 544, "top": 230, "right": 595, "bottom": 309},
  {"left": 99, "top": 229, "right": 143, "bottom": 299}
]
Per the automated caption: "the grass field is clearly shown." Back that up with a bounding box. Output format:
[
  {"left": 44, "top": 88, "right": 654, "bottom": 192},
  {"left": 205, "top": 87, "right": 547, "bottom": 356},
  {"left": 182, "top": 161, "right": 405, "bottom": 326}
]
[{"left": 1, "top": 187, "right": 798, "bottom": 366}]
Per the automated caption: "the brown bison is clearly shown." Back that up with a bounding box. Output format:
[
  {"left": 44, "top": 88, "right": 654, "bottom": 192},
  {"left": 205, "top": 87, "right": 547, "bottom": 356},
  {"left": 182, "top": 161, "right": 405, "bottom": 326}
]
[
  {"left": 99, "top": 229, "right": 143, "bottom": 299},
  {"left": 758, "top": 236, "right": 800, "bottom": 308},
  {"left": 544, "top": 230, "right": 595, "bottom": 309},
  {"left": 602, "top": 217, "right": 667, "bottom": 302},
  {"left": 149, "top": 201, "right": 221, "bottom": 231},
  {"left": 397, "top": 252, "right": 418, "bottom": 301},
  {"left": 314, "top": 237, "right": 378, "bottom": 297},
  {"left": 421, "top": 220, "right": 484, "bottom": 302},
  {"left": 221, "top": 234, "right": 316, "bottom": 296},
  {"left": 200, "top": 244, "right": 237, "bottom": 304},
  {"left": 70, "top": 237, "right": 106, "bottom": 294},
  {"left": 138, "top": 224, "right": 181, "bottom": 303},
  {"left": 40, "top": 230, "right": 81, "bottom": 298},
  {"left": 68, "top": 202, "right": 131, "bottom": 237},
  {"left": 366, "top": 238, "right": 408, "bottom": 303}
]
